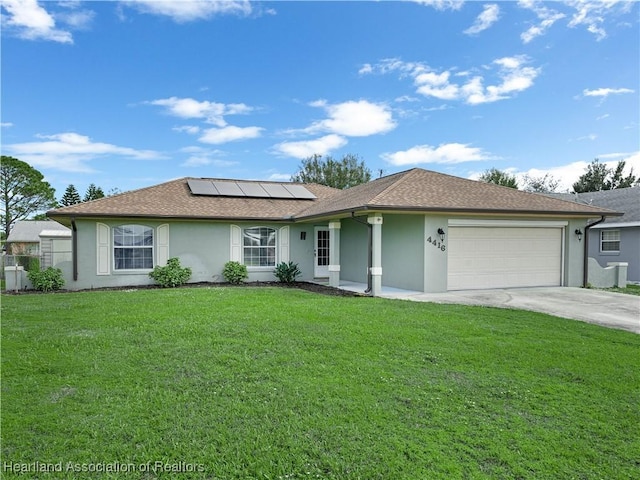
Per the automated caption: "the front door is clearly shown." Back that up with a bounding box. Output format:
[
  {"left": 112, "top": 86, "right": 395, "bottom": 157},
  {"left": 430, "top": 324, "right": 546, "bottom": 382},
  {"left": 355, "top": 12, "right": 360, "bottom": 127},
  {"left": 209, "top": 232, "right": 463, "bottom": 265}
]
[{"left": 314, "top": 227, "right": 330, "bottom": 277}]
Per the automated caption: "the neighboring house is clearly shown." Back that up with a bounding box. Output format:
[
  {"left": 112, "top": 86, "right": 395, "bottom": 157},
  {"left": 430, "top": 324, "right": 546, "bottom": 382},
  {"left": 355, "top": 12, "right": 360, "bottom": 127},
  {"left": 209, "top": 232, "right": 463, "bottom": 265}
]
[
  {"left": 47, "top": 168, "right": 619, "bottom": 295},
  {"left": 554, "top": 188, "right": 639, "bottom": 283},
  {"left": 6, "top": 220, "right": 71, "bottom": 259}
]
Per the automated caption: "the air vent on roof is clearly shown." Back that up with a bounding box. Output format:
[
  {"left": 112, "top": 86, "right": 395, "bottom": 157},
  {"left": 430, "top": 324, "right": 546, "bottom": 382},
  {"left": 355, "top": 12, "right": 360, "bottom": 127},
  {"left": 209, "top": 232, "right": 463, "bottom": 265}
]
[{"left": 187, "top": 179, "right": 316, "bottom": 200}]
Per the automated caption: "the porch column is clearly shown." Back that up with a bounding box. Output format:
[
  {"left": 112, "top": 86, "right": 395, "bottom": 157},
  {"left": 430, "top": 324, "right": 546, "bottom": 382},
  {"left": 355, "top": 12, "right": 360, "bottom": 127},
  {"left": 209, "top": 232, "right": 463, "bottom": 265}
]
[
  {"left": 368, "top": 214, "right": 383, "bottom": 296},
  {"left": 328, "top": 220, "right": 341, "bottom": 288}
]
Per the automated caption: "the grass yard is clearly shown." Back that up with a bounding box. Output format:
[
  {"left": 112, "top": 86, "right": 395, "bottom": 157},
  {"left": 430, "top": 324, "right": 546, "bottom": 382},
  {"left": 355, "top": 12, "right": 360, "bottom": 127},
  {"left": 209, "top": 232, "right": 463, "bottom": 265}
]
[
  {"left": 602, "top": 283, "right": 640, "bottom": 296},
  {"left": 2, "top": 287, "right": 639, "bottom": 479}
]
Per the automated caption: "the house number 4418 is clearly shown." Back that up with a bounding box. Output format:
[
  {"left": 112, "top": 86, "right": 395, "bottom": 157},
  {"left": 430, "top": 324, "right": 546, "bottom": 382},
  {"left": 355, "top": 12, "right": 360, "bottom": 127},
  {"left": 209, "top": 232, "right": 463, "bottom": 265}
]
[{"left": 426, "top": 236, "right": 446, "bottom": 252}]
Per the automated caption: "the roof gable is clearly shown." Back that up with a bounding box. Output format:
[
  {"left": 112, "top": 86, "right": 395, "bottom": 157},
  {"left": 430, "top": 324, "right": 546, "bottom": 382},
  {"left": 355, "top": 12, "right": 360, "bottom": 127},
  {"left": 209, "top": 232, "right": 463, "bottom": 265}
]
[{"left": 295, "top": 168, "right": 618, "bottom": 219}]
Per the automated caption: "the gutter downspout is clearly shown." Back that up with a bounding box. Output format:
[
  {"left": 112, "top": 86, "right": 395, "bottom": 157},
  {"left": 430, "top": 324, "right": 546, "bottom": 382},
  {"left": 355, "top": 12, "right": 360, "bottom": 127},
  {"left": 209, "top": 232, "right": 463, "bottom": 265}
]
[
  {"left": 583, "top": 215, "right": 605, "bottom": 287},
  {"left": 71, "top": 218, "right": 78, "bottom": 281},
  {"left": 351, "top": 212, "right": 372, "bottom": 294}
]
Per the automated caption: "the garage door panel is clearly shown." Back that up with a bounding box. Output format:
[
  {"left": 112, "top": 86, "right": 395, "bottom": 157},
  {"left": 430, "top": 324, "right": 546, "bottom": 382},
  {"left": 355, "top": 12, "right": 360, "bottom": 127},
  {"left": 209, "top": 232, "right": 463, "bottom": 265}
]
[{"left": 448, "top": 227, "right": 562, "bottom": 290}]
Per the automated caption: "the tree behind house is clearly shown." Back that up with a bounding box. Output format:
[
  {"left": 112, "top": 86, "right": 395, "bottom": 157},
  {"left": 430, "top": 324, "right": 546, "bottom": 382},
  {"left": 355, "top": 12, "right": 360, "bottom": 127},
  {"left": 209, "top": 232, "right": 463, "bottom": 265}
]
[
  {"left": 84, "top": 184, "right": 105, "bottom": 202},
  {"left": 522, "top": 173, "right": 560, "bottom": 193},
  {"left": 291, "top": 154, "right": 372, "bottom": 189},
  {"left": 0, "top": 156, "right": 57, "bottom": 239},
  {"left": 573, "top": 159, "right": 638, "bottom": 193},
  {"left": 60, "top": 184, "right": 82, "bottom": 206},
  {"left": 478, "top": 168, "right": 518, "bottom": 189}
]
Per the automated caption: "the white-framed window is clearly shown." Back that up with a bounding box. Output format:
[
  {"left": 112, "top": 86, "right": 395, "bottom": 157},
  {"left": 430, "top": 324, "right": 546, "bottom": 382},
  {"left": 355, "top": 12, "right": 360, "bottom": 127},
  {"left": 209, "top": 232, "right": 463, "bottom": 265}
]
[
  {"left": 243, "top": 227, "right": 276, "bottom": 267},
  {"left": 113, "top": 224, "right": 154, "bottom": 270},
  {"left": 600, "top": 230, "right": 620, "bottom": 253}
]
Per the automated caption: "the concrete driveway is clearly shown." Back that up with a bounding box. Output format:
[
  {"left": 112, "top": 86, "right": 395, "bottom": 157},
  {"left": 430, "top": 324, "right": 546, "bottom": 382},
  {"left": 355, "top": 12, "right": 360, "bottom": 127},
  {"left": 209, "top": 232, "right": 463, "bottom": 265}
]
[{"left": 384, "top": 287, "right": 640, "bottom": 334}]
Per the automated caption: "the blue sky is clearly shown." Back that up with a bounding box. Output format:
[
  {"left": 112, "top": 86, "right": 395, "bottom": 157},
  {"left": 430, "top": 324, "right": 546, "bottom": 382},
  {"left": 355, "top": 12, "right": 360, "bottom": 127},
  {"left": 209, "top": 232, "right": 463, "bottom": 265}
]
[{"left": 1, "top": 0, "right": 638, "bottom": 199}]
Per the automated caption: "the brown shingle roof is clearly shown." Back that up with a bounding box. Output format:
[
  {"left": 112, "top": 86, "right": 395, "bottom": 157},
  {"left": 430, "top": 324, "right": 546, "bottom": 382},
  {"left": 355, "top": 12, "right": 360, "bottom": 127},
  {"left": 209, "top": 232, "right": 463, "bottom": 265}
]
[
  {"left": 48, "top": 178, "right": 340, "bottom": 222},
  {"left": 48, "top": 169, "right": 619, "bottom": 223},
  {"left": 295, "top": 168, "right": 620, "bottom": 219}
]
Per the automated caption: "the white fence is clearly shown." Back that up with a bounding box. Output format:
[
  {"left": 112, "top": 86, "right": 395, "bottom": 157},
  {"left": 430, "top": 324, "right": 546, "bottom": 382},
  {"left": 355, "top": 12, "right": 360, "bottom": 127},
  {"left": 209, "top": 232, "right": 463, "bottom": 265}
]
[
  {"left": 2, "top": 252, "right": 71, "bottom": 292},
  {"left": 587, "top": 257, "right": 628, "bottom": 288}
]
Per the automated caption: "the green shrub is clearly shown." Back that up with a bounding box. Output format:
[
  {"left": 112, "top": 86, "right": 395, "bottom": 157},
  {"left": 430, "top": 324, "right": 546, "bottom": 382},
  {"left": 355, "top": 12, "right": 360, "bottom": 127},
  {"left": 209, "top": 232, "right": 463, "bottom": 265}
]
[
  {"left": 274, "top": 261, "right": 301, "bottom": 284},
  {"left": 27, "top": 267, "right": 65, "bottom": 292},
  {"left": 223, "top": 261, "right": 248, "bottom": 284},
  {"left": 149, "top": 257, "right": 192, "bottom": 288},
  {"left": 15, "top": 255, "right": 39, "bottom": 272}
]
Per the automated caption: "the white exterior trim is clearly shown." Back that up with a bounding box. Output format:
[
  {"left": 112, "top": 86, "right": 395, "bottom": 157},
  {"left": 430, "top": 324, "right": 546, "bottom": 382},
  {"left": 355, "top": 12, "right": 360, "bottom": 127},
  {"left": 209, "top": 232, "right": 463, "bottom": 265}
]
[
  {"left": 96, "top": 223, "right": 110, "bottom": 276},
  {"left": 448, "top": 219, "right": 568, "bottom": 228},
  {"left": 279, "top": 226, "right": 290, "bottom": 263},
  {"left": 328, "top": 264, "right": 340, "bottom": 272},
  {"left": 590, "top": 222, "right": 640, "bottom": 229},
  {"left": 157, "top": 224, "right": 170, "bottom": 266},
  {"left": 230, "top": 225, "right": 242, "bottom": 262}
]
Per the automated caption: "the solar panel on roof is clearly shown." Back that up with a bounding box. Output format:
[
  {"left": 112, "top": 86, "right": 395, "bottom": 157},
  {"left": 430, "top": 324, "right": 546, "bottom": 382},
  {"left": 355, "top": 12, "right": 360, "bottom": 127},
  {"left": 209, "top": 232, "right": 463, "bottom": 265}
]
[
  {"left": 187, "top": 179, "right": 217, "bottom": 195},
  {"left": 188, "top": 178, "right": 316, "bottom": 200},
  {"left": 212, "top": 181, "right": 245, "bottom": 197},
  {"left": 237, "top": 182, "right": 270, "bottom": 198},
  {"left": 284, "top": 184, "right": 317, "bottom": 199},
  {"left": 261, "top": 183, "right": 294, "bottom": 198}
]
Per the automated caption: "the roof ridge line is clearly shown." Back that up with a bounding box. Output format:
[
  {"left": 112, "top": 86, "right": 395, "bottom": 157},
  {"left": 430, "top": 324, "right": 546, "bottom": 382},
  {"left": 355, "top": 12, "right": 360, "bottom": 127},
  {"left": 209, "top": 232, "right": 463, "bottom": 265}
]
[{"left": 368, "top": 168, "right": 418, "bottom": 205}]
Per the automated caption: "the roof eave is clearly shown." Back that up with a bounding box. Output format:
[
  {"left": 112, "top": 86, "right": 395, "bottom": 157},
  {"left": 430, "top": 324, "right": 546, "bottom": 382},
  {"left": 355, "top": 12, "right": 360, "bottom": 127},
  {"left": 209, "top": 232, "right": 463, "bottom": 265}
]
[
  {"left": 47, "top": 212, "right": 296, "bottom": 223},
  {"left": 293, "top": 204, "right": 623, "bottom": 221}
]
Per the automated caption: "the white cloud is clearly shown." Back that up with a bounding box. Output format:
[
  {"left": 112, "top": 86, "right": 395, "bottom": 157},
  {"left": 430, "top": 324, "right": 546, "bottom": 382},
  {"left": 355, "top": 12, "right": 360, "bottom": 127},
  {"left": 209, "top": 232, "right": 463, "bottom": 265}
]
[
  {"left": 181, "top": 155, "right": 237, "bottom": 168},
  {"left": 120, "top": 0, "right": 252, "bottom": 22},
  {"left": 1, "top": 122, "right": 14, "bottom": 128},
  {"left": 413, "top": 0, "right": 464, "bottom": 11},
  {"left": 567, "top": 0, "right": 610, "bottom": 41},
  {"left": 1, "top": 0, "right": 73, "bottom": 43},
  {"left": 173, "top": 125, "right": 201, "bottom": 135},
  {"left": 267, "top": 173, "right": 291, "bottom": 182},
  {"left": 306, "top": 99, "right": 396, "bottom": 137},
  {"left": 199, "top": 125, "right": 263, "bottom": 144},
  {"left": 518, "top": 0, "right": 566, "bottom": 43},
  {"left": 273, "top": 134, "right": 348, "bottom": 159},
  {"left": 518, "top": 0, "right": 633, "bottom": 43},
  {"left": 381, "top": 143, "right": 491, "bottom": 166},
  {"left": 464, "top": 4, "right": 500, "bottom": 35},
  {"left": 573, "top": 133, "right": 598, "bottom": 141},
  {"left": 370, "top": 56, "right": 540, "bottom": 105},
  {"left": 583, "top": 87, "right": 635, "bottom": 98},
  {"left": 358, "top": 64, "right": 374, "bottom": 75},
  {"left": 148, "top": 97, "right": 253, "bottom": 127},
  {"left": 4, "top": 132, "right": 165, "bottom": 172}
]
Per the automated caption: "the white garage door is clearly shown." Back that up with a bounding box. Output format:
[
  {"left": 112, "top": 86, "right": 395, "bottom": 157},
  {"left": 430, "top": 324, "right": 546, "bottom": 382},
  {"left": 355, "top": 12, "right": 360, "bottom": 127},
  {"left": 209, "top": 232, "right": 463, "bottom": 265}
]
[{"left": 448, "top": 227, "right": 562, "bottom": 290}]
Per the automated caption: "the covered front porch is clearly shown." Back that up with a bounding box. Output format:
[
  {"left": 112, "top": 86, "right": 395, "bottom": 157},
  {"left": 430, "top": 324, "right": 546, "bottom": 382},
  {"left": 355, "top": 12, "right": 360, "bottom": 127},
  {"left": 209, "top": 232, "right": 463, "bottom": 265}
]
[{"left": 309, "top": 212, "right": 448, "bottom": 296}]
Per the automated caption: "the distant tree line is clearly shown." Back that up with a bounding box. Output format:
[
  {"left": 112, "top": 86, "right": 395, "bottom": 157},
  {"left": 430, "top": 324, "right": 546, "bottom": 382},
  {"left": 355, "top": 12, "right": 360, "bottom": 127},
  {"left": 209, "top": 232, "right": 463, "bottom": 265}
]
[
  {"left": 59, "top": 183, "right": 112, "bottom": 206},
  {"left": 479, "top": 159, "right": 638, "bottom": 193}
]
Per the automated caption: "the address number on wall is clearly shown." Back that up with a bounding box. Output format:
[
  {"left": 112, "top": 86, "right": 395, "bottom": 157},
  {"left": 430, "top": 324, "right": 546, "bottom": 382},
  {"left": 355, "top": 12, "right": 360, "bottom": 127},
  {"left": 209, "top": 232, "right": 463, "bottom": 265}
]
[{"left": 426, "top": 236, "right": 446, "bottom": 252}]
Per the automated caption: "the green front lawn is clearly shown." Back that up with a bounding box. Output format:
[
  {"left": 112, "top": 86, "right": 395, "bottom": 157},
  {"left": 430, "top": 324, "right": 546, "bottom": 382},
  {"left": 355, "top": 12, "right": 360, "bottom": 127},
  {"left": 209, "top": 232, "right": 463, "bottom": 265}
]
[{"left": 2, "top": 287, "right": 639, "bottom": 479}]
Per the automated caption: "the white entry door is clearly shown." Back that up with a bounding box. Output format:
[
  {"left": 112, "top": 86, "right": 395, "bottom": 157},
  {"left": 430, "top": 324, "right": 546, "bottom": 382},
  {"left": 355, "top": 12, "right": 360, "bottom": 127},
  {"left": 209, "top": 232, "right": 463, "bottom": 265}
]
[{"left": 314, "top": 227, "right": 330, "bottom": 277}]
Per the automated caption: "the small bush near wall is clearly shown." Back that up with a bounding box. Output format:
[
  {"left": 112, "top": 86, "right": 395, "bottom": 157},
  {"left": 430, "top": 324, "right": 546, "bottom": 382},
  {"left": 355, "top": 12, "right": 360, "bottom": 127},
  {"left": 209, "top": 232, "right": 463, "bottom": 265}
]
[
  {"left": 223, "top": 261, "right": 248, "bottom": 284},
  {"left": 149, "top": 258, "right": 192, "bottom": 288},
  {"left": 27, "top": 267, "right": 65, "bottom": 292},
  {"left": 274, "top": 261, "right": 301, "bottom": 284}
]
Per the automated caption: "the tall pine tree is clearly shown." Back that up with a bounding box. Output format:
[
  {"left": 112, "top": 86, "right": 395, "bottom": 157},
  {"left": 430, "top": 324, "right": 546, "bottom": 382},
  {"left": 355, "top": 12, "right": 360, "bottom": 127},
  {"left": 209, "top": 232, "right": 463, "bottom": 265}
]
[
  {"left": 84, "top": 184, "right": 105, "bottom": 202},
  {"left": 60, "top": 184, "right": 82, "bottom": 206}
]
